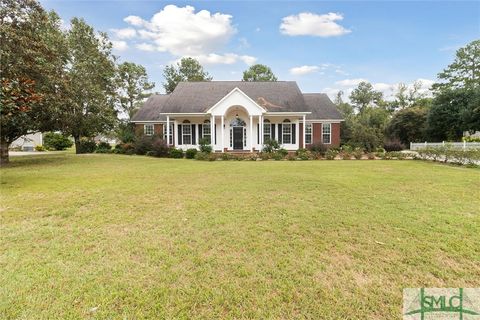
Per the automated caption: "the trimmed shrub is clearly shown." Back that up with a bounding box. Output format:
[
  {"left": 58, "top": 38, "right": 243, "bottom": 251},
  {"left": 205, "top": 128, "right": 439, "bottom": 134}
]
[
  {"left": 185, "top": 148, "right": 198, "bottom": 159},
  {"left": 43, "top": 132, "right": 73, "bottom": 151},
  {"left": 199, "top": 138, "right": 212, "bottom": 153},
  {"left": 263, "top": 138, "right": 280, "bottom": 153},
  {"left": 307, "top": 142, "right": 328, "bottom": 156},
  {"left": 146, "top": 151, "right": 155, "bottom": 157},
  {"left": 277, "top": 148, "right": 288, "bottom": 158},
  {"left": 384, "top": 139, "right": 405, "bottom": 152},
  {"left": 35, "top": 145, "right": 46, "bottom": 152},
  {"left": 340, "top": 145, "right": 353, "bottom": 160},
  {"left": 296, "top": 148, "right": 312, "bottom": 160},
  {"left": 194, "top": 152, "right": 210, "bottom": 160},
  {"left": 151, "top": 138, "right": 170, "bottom": 157},
  {"left": 325, "top": 149, "right": 339, "bottom": 160},
  {"left": 170, "top": 148, "right": 184, "bottom": 158},
  {"left": 77, "top": 138, "right": 96, "bottom": 154},
  {"left": 366, "top": 152, "right": 375, "bottom": 160},
  {"left": 134, "top": 136, "right": 153, "bottom": 155}
]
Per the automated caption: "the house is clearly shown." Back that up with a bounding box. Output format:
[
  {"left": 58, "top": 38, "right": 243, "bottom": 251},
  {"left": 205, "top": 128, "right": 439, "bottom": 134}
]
[
  {"left": 10, "top": 132, "right": 43, "bottom": 151},
  {"left": 131, "top": 81, "right": 343, "bottom": 152}
]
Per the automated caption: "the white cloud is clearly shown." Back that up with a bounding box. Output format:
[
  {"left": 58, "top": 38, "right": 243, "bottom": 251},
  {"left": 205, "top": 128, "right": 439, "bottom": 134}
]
[
  {"left": 111, "top": 40, "right": 128, "bottom": 51},
  {"left": 280, "top": 12, "right": 351, "bottom": 37},
  {"left": 111, "top": 28, "right": 137, "bottom": 39},
  {"left": 326, "top": 78, "right": 434, "bottom": 101},
  {"left": 124, "top": 5, "right": 236, "bottom": 57},
  {"left": 335, "top": 78, "right": 367, "bottom": 86},
  {"left": 135, "top": 43, "right": 156, "bottom": 52},
  {"left": 191, "top": 53, "right": 257, "bottom": 66},
  {"left": 124, "top": 15, "right": 145, "bottom": 27},
  {"left": 290, "top": 65, "right": 319, "bottom": 75}
]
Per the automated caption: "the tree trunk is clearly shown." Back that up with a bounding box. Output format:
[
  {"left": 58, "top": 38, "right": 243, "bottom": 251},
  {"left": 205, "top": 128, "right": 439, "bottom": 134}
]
[
  {"left": 74, "top": 135, "right": 81, "bottom": 154},
  {"left": 0, "top": 138, "right": 10, "bottom": 166}
]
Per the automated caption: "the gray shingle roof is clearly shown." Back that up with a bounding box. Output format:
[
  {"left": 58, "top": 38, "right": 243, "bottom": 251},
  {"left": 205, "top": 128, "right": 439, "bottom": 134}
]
[
  {"left": 131, "top": 95, "right": 169, "bottom": 122},
  {"left": 132, "top": 82, "right": 343, "bottom": 121},
  {"left": 302, "top": 93, "right": 343, "bottom": 120},
  {"left": 162, "top": 81, "right": 308, "bottom": 113}
]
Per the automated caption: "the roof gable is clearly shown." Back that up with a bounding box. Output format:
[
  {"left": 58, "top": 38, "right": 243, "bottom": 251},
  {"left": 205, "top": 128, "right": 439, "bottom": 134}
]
[{"left": 207, "top": 87, "right": 267, "bottom": 116}]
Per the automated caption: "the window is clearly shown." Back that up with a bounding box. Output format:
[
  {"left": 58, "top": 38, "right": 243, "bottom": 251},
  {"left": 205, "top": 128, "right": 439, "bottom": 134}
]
[
  {"left": 282, "top": 119, "right": 292, "bottom": 144},
  {"left": 163, "top": 124, "right": 173, "bottom": 143},
  {"left": 202, "top": 120, "right": 211, "bottom": 144},
  {"left": 182, "top": 120, "right": 192, "bottom": 145},
  {"left": 305, "top": 123, "right": 312, "bottom": 144},
  {"left": 322, "top": 123, "right": 331, "bottom": 144},
  {"left": 263, "top": 119, "right": 271, "bottom": 142},
  {"left": 144, "top": 124, "right": 154, "bottom": 136}
]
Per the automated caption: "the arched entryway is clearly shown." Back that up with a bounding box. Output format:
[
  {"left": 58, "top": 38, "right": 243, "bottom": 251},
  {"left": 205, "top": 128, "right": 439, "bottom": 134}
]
[{"left": 230, "top": 117, "right": 246, "bottom": 150}]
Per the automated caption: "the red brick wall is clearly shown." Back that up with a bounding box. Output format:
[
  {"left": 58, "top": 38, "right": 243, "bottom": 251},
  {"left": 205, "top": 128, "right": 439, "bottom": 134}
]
[
  {"left": 331, "top": 123, "right": 340, "bottom": 146},
  {"left": 134, "top": 123, "right": 166, "bottom": 140},
  {"left": 312, "top": 123, "right": 322, "bottom": 144}
]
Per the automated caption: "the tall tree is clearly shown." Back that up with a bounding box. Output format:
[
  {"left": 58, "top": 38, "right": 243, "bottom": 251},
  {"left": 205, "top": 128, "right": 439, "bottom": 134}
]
[
  {"left": 391, "top": 80, "right": 426, "bottom": 111},
  {"left": 0, "top": 0, "right": 67, "bottom": 165},
  {"left": 116, "top": 62, "right": 154, "bottom": 119},
  {"left": 59, "top": 18, "right": 117, "bottom": 153},
  {"left": 432, "top": 40, "right": 480, "bottom": 91},
  {"left": 242, "top": 64, "right": 277, "bottom": 82},
  {"left": 349, "top": 81, "right": 383, "bottom": 112},
  {"left": 162, "top": 57, "right": 212, "bottom": 94},
  {"left": 386, "top": 107, "right": 429, "bottom": 145}
]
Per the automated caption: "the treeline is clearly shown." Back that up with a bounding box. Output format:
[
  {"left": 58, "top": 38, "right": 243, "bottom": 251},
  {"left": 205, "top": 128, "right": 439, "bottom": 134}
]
[{"left": 336, "top": 40, "right": 479, "bottom": 151}]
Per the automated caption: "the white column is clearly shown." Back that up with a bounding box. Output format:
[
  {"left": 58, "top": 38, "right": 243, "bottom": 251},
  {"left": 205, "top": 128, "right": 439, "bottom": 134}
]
[
  {"left": 249, "top": 115, "right": 253, "bottom": 152},
  {"left": 195, "top": 122, "right": 199, "bottom": 146},
  {"left": 211, "top": 115, "right": 215, "bottom": 150},
  {"left": 166, "top": 116, "right": 170, "bottom": 145},
  {"left": 259, "top": 115, "right": 263, "bottom": 151},
  {"left": 221, "top": 115, "right": 224, "bottom": 152},
  {"left": 174, "top": 120, "right": 178, "bottom": 146},
  {"left": 302, "top": 115, "right": 306, "bottom": 149}
]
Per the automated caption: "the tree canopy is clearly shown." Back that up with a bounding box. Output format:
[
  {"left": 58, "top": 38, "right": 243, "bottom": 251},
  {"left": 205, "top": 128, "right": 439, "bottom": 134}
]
[
  {"left": 242, "top": 64, "right": 277, "bottom": 82},
  {"left": 0, "top": 0, "right": 67, "bottom": 164},
  {"left": 432, "top": 40, "right": 480, "bottom": 91},
  {"left": 162, "top": 57, "right": 212, "bottom": 94},
  {"left": 116, "top": 62, "right": 154, "bottom": 120},
  {"left": 349, "top": 81, "right": 383, "bottom": 112}
]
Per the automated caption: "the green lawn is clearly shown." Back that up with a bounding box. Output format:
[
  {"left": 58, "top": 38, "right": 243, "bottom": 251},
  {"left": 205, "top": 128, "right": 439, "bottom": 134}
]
[{"left": 1, "top": 154, "right": 479, "bottom": 319}]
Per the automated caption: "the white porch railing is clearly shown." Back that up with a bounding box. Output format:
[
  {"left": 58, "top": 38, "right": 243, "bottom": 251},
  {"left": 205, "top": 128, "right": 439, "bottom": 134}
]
[{"left": 410, "top": 141, "right": 480, "bottom": 150}]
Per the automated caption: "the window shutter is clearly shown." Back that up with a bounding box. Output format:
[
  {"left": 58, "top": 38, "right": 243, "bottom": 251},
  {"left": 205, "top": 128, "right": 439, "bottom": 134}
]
[
  {"left": 214, "top": 124, "right": 217, "bottom": 144},
  {"left": 191, "top": 124, "right": 196, "bottom": 144},
  {"left": 198, "top": 124, "right": 203, "bottom": 140},
  {"left": 271, "top": 124, "right": 275, "bottom": 141},
  {"left": 257, "top": 124, "right": 259, "bottom": 144},
  {"left": 278, "top": 124, "right": 282, "bottom": 144},
  {"left": 178, "top": 124, "right": 182, "bottom": 145},
  {"left": 292, "top": 124, "right": 296, "bottom": 144}
]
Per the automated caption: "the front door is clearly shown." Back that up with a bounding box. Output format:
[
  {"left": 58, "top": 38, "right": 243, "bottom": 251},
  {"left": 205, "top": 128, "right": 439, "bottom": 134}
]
[{"left": 233, "top": 127, "right": 243, "bottom": 150}]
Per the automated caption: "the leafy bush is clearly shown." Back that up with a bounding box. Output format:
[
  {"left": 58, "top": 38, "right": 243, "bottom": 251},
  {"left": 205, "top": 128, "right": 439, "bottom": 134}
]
[
  {"left": 35, "top": 145, "right": 46, "bottom": 152},
  {"left": 170, "top": 148, "right": 184, "bottom": 158},
  {"left": 295, "top": 148, "right": 312, "bottom": 160},
  {"left": 366, "top": 152, "right": 375, "bottom": 160},
  {"left": 77, "top": 138, "right": 96, "bottom": 154},
  {"left": 146, "top": 151, "right": 155, "bottom": 157},
  {"left": 277, "top": 148, "right": 288, "bottom": 158},
  {"left": 263, "top": 138, "right": 280, "bottom": 153},
  {"left": 352, "top": 147, "right": 364, "bottom": 159},
  {"left": 185, "top": 148, "right": 198, "bottom": 159},
  {"left": 199, "top": 138, "right": 212, "bottom": 153},
  {"left": 325, "top": 149, "right": 339, "bottom": 160},
  {"left": 463, "top": 136, "right": 480, "bottom": 142},
  {"left": 96, "top": 141, "right": 111, "bottom": 153},
  {"left": 151, "top": 138, "right": 170, "bottom": 157},
  {"left": 134, "top": 135, "right": 153, "bottom": 155},
  {"left": 114, "top": 143, "right": 135, "bottom": 155},
  {"left": 43, "top": 132, "right": 73, "bottom": 151},
  {"left": 307, "top": 142, "right": 328, "bottom": 156},
  {"left": 340, "top": 145, "right": 353, "bottom": 160},
  {"left": 416, "top": 146, "right": 480, "bottom": 166},
  {"left": 384, "top": 139, "right": 405, "bottom": 152},
  {"left": 194, "top": 152, "right": 210, "bottom": 160}
]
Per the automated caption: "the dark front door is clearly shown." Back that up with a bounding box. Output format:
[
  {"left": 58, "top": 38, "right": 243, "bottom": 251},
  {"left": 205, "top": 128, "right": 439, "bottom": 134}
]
[{"left": 233, "top": 127, "right": 243, "bottom": 150}]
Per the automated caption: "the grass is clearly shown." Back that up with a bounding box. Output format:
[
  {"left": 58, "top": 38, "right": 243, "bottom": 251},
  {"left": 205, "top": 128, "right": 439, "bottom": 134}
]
[{"left": 1, "top": 154, "right": 479, "bottom": 319}]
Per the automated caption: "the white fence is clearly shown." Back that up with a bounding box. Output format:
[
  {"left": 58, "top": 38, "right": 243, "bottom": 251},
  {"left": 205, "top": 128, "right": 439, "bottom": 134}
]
[{"left": 410, "top": 141, "right": 480, "bottom": 150}]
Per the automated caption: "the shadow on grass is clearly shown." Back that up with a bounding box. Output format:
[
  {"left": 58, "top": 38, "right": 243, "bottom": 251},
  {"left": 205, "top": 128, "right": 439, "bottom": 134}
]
[{"left": 1, "top": 154, "right": 72, "bottom": 169}]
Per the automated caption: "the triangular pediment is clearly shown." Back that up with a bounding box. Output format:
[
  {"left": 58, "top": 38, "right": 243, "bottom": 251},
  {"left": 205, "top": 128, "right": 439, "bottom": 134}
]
[{"left": 207, "top": 87, "right": 266, "bottom": 116}]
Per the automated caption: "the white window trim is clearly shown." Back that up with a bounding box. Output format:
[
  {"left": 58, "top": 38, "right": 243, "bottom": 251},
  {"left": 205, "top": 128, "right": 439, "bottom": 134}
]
[
  {"left": 182, "top": 124, "right": 192, "bottom": 145},
  {"left": 282, "top": 122, "right": 292, "bottom": 144},
  {"left": 322, "top": 123, "right": 331, "bottom": 144},
  {"left": 163, "top": 124, "right": 173, "bottom": 142},
  {"left": 202, "top": 122, "right": 211, "bottom": 143},
  {"left": 305, "top": 123, "right": 312, "bottom": 144},
  {"left": 144, "top": 124, "right": 154, "bottom": 136},
  {"left": 263, "top": 121, "right": 271, "bottom": 142}
]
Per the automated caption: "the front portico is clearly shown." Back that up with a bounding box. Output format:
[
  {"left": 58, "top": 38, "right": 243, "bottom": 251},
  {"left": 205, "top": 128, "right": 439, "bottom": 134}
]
[{"left": 162, "top": 87, "right": 311, "bottom": 152}]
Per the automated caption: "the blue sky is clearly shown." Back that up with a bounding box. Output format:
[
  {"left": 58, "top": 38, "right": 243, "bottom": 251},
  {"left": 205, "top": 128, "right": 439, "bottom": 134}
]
[{"left": 41, "top": 0, "right": 479, "bottom": 98}]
